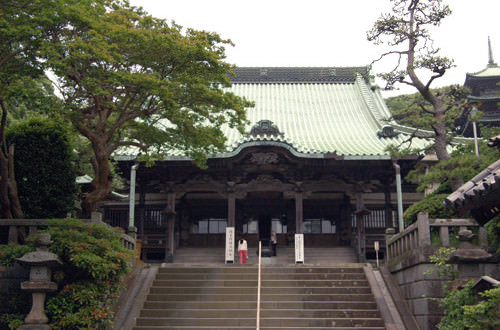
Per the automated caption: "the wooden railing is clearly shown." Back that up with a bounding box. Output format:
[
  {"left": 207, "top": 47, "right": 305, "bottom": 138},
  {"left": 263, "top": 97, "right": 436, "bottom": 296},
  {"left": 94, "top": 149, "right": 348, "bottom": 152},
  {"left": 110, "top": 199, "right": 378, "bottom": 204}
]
[
  {"left": 0, "top": 218, "right": 136, "bottom": 251},
  {"left": 386, "top": 212, "right": 488, "bottom": 261}
]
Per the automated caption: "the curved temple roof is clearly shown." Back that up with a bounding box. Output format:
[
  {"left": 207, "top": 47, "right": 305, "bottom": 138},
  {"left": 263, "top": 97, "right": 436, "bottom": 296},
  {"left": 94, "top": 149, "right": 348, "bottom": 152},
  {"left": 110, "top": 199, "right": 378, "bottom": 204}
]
[
  {"left": 116, "top": 66, "right": 444, "bottom": 161},
  {"left": 220, "top": 67, "right": 432, "bottom": 160}
]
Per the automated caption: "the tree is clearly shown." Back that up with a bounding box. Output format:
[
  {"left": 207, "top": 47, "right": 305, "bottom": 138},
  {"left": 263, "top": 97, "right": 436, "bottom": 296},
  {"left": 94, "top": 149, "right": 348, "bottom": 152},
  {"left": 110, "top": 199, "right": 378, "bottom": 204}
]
[
  {"left": 368, "top": 0, "right": 465, "bottom": 162},
  {"left": 385, "top": 85, "right": 465, "bottom": 132},
  {"left": 6, "top": 118, "right": 77, "bottom": 218},
  {"left": 44, "top": 3, "right": 251, "bottom": 216},
  {"left": 0, "top": 0, "right": 90, "bottom": 218}
]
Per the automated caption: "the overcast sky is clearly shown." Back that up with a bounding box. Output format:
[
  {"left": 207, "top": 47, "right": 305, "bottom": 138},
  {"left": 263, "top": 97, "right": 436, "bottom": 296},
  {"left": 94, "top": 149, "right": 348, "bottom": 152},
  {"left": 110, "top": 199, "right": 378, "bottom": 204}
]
[{"left": 130, "top": 0, "right": 500, "bottom": 97}]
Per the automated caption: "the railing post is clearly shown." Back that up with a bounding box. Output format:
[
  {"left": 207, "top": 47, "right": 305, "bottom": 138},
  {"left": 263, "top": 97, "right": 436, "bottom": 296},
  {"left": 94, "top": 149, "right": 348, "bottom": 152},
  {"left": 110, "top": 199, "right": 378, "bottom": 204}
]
[
  {"left": 8, "top": 225, "right": 18, "bottom": 243},
  {"left": 479, "top": 227, "right": 488, "bottom": 247},
  {"left": 417, "top": 213, "right": 431, "bottom": 247},
  {"left": 439, "top": 226, "right": 450, "bottom": 247},
  {"left": 385, "top": 228, "right": 395, "bottom": 261},
  {"left": 256, "top": 241, "right": 261, "bottom": 330}
]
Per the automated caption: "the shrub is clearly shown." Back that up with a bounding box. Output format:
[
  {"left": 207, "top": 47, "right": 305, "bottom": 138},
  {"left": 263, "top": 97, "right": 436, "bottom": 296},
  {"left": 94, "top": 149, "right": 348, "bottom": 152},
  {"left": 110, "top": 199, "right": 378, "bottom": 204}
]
[
  {"left": 6, "top": 118, "right": 77, "bottom": 218},
  {"left": 438, "top": 282, "right": 500, "bottom": 330},
  {"left": 0, "top": 219, "right": 133, "bottom": 329},
  {"left": 403, "top": 193, "right": 455, "bottom": 225}
]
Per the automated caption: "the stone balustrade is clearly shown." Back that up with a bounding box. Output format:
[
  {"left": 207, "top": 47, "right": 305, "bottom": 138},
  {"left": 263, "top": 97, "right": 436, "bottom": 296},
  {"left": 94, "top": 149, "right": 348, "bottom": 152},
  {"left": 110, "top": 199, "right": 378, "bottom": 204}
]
[{"left": 386, "top": 212, "right": 487, "bottom": 261}]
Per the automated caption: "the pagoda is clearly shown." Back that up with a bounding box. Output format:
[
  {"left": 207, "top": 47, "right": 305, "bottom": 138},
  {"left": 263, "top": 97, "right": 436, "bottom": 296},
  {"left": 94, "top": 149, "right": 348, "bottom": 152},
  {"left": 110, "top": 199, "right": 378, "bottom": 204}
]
[{"left": 458, "top": 37, "right": 500, "bottom": 136}]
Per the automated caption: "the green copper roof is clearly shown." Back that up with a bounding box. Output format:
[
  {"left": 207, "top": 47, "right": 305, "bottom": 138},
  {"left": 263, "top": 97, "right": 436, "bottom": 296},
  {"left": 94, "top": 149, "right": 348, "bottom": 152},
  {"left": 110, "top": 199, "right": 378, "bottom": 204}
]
[{"left": 220, "top": 67, "right": 432, "bottom": 160}]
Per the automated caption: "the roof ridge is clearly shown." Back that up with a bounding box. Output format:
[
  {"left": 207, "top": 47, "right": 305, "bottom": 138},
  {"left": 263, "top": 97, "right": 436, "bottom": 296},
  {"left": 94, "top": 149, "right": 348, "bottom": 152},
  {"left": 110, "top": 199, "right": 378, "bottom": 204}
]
[{"left": 230, "top": 66, "right": 370, "bottom": 84}]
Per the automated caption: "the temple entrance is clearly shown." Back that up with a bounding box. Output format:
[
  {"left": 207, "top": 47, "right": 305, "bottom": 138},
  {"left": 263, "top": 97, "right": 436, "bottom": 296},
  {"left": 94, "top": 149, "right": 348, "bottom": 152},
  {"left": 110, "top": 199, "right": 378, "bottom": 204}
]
[
  {"left": 258, "top": 214, "right": 272, "bottom": 240},
  {"left": 239, "top": 192, "right": 289, "bottom": 246}
]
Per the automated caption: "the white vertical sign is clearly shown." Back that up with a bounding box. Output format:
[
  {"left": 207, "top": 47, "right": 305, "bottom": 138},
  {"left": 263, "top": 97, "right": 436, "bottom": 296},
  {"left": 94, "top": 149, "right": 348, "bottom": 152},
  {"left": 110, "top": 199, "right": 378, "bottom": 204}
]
[
  {"left": 225, "top": 227, "right": 235, "bottom": 264},
  {"left": 295, "top": 233, "right": 304, "bottom": 264}
]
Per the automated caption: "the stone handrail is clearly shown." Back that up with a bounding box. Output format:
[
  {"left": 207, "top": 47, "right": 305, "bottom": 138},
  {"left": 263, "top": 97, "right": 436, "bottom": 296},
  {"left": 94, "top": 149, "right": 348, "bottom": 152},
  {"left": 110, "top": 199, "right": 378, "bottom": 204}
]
[
  {"left": 386, "top": 213, "right": 487, "bottom": 260},
  {"left": 0, "top": 218, "right": 136, "bottom": 251}
]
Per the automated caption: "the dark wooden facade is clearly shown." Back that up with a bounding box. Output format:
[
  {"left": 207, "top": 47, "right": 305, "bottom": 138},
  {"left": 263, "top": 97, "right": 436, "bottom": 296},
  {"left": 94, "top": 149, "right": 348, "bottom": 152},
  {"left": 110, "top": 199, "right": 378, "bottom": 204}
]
[{"left": 104, "top": 144, "right": 420, "bottom": 261}]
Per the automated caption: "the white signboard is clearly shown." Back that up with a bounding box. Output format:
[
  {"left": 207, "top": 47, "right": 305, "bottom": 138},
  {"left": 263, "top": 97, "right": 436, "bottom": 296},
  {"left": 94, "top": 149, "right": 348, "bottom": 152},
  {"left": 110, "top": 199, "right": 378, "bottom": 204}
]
[
  {"left": 295, "top": 233, "right": 304, "bottom": 264},
  {"left": 225, "top": 227, "right": 235, "bottom": 264}
]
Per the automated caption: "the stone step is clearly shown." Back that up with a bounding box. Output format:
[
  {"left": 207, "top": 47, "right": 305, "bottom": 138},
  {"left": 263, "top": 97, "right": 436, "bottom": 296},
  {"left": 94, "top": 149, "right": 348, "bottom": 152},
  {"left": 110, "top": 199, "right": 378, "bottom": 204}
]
[
  {"left": 152, "top": 279, "right": 369, "bottom": 287},
  {"left": 134, "top": 327, "right": 385, "bottom": 330},
  {"left": 135, "top": 317, "right": 385, "bottom": 327},
  {"left": 149, "top": 286, "right": 371, "bottom": 295},
  {"left": 156, "top": 272, "right": 367, "bottom": 280},
  {"left": 172, "top": 247, "right": 359, "bottom": 264},
  {"left": 134, "top": 265, "right": 384, "bottom": 329},
  {"left": 140, "top": 308, "right": 382, "bottom": 319},
  {"left": 158, "top": 267, "right": 364, "bottom": 274},
  {"left": 146, "top": 293, "right": 376, "bottom": 302},
  {"left": 142, "top": 300, "right": 379, "bottom": 310},
  {"left": 149, "top": 285, "right": 371, "bottom": 294}
]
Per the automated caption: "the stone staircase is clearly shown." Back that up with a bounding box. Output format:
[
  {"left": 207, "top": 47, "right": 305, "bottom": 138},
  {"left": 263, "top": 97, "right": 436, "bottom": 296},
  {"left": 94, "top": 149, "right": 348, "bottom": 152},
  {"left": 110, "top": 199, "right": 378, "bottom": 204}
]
[
  {"left": 133, "top": 265, "right": 386, "bottom": 329},
  {"left": 172, "top": 246, "right": 358, "bottom": 264}
]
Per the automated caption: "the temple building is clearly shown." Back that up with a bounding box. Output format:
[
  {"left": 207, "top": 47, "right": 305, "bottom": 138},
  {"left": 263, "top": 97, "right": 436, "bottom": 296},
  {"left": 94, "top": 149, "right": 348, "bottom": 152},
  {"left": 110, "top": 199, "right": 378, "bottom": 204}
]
[
  {"left": 105, "top": 66, "right": 437, "bottom": 262},
  {"left": 457, "top": 37, "right": 500, "bottom": 136}
]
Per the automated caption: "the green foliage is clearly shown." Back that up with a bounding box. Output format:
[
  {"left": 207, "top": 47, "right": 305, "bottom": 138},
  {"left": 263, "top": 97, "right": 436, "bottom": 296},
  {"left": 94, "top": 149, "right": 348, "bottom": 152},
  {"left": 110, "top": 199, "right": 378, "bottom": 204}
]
[
  {"left": 462, "top": 287, "right": 500, "bottom": 329},
  {"left": 0, "top": 313, "right": 25, "bottom": 330},
  {"left": 0, "top": 244, "right": 35, "bottom": 267},
  {"left": 403, "top": 193, "right": 455, "bottom": 225},
  {"left": 43, "top": 219, "right": 133, "bottom": 329},
  {"left": 437, "top": 281, "right": 477, "bottom": 329},
  {"left": 45, "top": 282, "right": 120, "bottom": 330},
  {"left": 0, "top": 219, "right": 133, "bottom": 329},
  {"left": 485, "top": 215, "right": 500, "bottom": 253},
  {"left": 425, "top": 247, "right": 458, "bottom": 280},
  {"left": 406, "top": 127, "right": 500, "bottom": 192},
  {"left": 426, "top": 241, "right": 500, "bottom": 329},
  {"left": 385, "top": 86, "right": 466, "bottom": 131},
  {"left": 3, "top": 76, "right": 64, "bottom": 124},
  {"left": 6, "top": 118, "right": 77, "bottom": 218},
  {"left": 438, "top": 282, "right": 500, "bottom": 330}
]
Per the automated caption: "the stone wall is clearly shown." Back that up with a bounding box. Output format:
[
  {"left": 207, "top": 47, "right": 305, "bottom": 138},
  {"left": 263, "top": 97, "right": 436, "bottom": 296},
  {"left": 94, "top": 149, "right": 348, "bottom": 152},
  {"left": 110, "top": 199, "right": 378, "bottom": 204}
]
[{"left": 388, "top": 246, "right": 500, "bottom": 330}]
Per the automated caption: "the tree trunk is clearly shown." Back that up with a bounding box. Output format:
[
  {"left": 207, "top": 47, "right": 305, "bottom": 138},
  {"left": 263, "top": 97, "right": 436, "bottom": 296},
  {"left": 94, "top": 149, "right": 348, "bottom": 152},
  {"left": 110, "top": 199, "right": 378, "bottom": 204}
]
[
  {"left": 81, "top": 144, "right": 113, "bottom": 218},
  {"left": 432, "top": 111, "right": 451, "bottom": 161},
  {"left": 7, "top": 144, "right": 23, "bottom": 218},
  {"left": 0, "top": 147, "right": 12, "bottom": 218},
  {"left": 0, "top": 98, "right": 23, "bottom": 219}
]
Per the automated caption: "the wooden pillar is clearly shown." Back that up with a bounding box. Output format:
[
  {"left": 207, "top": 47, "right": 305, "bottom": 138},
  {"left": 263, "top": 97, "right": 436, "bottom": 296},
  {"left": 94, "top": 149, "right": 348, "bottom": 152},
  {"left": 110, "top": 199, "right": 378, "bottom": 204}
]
[
  {"left": 295, "top": 192, "right": 303, "bottom": 234},
  {"left": 355, "top": 193, "right": 369, "bottom": 263},
  {"left": 384, "top": 183, "right": 393, "bottom": 228},
  {"left": 340, "top": 194, "right": 352, "bottom": 246},
  {"left": 228, "top": 192, "right": 235, "bottom": 227},
  {"left": 165, "top": 192, "right": 176, "bottom": 262}
]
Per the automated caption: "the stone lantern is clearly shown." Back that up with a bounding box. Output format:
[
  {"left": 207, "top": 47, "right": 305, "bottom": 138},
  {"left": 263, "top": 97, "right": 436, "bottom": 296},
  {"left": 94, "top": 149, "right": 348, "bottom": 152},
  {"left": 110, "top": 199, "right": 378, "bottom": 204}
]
[{"left": 16, "top": 233, "right": 62, "bottom": 330}]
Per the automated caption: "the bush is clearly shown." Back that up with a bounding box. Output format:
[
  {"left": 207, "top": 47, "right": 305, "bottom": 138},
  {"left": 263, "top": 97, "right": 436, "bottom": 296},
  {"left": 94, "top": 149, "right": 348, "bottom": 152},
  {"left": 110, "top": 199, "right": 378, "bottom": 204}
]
[
  {"left": 6, "top": 118, "right": 77, "bottom": 218},
  {"left": 438, "top": 282, "right": 500, "bottom": 330},
  {"left": 0, "top": 219, "right": 134, "bottom": 329},
  {"left": 403, "top": 193, "right": 456, "bottom": 225},
  {"left": 485, "top": 215, "right": 500, "bottom": 253}
]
